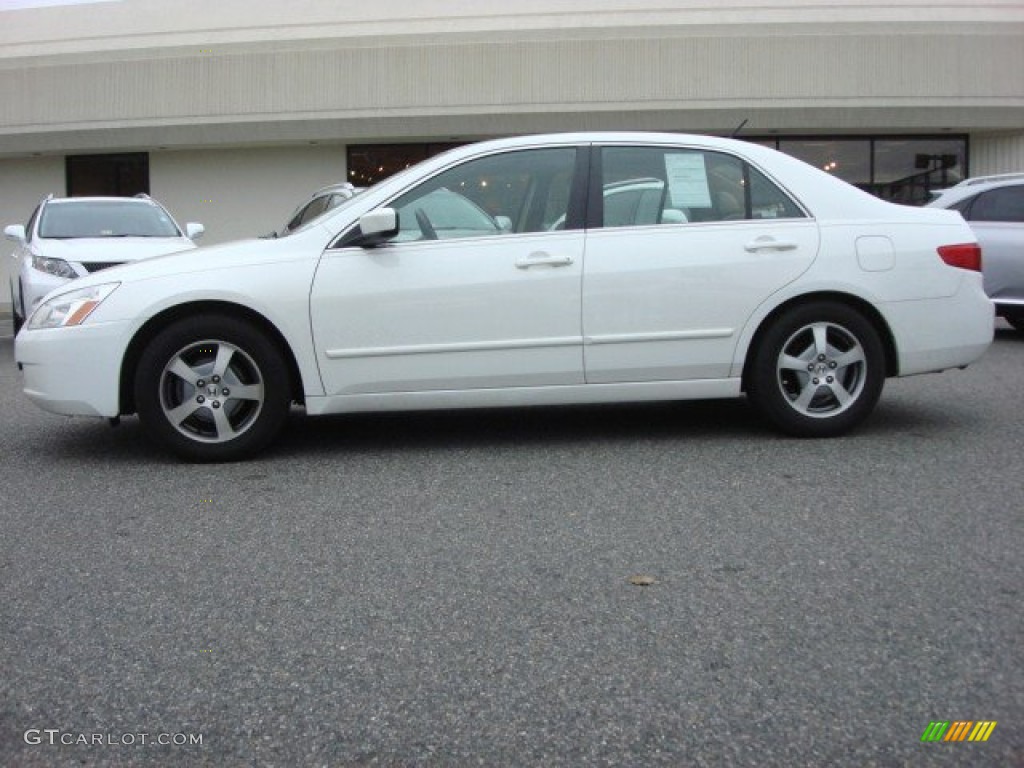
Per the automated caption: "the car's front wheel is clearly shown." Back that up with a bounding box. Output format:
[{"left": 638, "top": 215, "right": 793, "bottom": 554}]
[
  {"left": 746, "top": 302, "right": 885, "bottom": 437},
  {"left": 134, "top": 315, "right": 291, "bottom": 461}
]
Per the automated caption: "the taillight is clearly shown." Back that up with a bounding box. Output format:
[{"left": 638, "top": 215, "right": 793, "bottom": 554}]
[{"left": 937, "top": 243, "right": 982, "bottom": 271}]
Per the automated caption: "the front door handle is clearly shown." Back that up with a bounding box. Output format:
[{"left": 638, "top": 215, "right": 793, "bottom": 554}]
[
  {"left": 515, "top": 252, "right": 574, "bottom": 269},
  {"left": 744, "top": 237, "right": 798, "bottom": 253}
]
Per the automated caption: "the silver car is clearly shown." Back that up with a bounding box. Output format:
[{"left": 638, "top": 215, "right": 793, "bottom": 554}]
[
  {"left": 273, "top": 182, "right": 362, "bottom": 237},
  {"left": 928, "top": 173, "right": 1024, "bottom": 333}
]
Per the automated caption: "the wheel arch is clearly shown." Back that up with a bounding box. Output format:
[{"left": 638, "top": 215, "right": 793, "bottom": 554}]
[
  {"left": 740, "top": 291, "right": 899, "bottom": 391},
  {"left": 118, "top": 300, "right": 305, "bottom": 415}
]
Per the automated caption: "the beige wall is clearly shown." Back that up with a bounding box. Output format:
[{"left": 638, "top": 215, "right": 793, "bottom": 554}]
[
  {"left": 0, "top": 1, "right": 1021, "bottom": 156},
  {"left": 150, "top": 145, "right": 348, "bottom": 244},
  {"left": 970, "top": 132, "right": 1024, "bottom": 177},
  {"left": 4, "top": 0, "right": 1017, "bottom": 58}
]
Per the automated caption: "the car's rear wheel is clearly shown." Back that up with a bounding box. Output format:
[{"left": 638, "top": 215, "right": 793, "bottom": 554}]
[
  {"left": 134, "top": 315, "right": 291, "bottom": 461},
  {"left": 747, "top": 302, "right": 885, "bottom": 437}
]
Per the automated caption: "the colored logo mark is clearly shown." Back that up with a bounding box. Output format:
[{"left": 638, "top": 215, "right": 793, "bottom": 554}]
[{"left": 921, "top": 721, "right": 997, "bottom": 743}]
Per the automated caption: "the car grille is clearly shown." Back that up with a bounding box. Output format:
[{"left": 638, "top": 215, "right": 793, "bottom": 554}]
[{"left": 80, "top": 261, "right": 125, "bottom": 273}]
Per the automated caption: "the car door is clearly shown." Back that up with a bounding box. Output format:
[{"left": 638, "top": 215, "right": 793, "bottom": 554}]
[
  {"left": 310, "top": 146, "right": 586, "bottom": 396},
  {"left": 582, "top": 144, "right": 819, "bottom": 383}
]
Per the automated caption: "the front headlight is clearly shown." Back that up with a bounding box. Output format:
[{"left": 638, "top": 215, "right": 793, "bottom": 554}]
[
  {"left": 27, "top": 283, "right": 120, "bottom": 330},
  {"left": 31, "top": 255, "right": 77, "bottom": 279}
]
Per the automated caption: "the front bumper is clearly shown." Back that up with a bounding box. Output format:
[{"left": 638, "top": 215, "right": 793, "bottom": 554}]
[{"left": 15, "top": 319, "right": 129, "bottom": 418}]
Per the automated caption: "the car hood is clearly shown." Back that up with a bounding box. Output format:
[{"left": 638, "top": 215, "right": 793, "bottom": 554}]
[
  {"left": 38, "top": 237, "right": 196, "bottom": 262},
  {"left": 68, "top": 227, "right": 329, "bottom": 288}
]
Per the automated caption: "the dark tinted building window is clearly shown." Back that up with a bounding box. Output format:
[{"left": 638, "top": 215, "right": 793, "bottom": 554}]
[
  {"left": 752, "top": 135, "right": 967, "bottom": 205},
  {"left": 66, "top": 153, "right": 149, "bottom": 197}
]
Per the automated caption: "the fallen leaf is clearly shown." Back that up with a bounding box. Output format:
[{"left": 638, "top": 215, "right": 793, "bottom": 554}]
[{"left": 628, "top": 575, "right": 656, "bottom": 586}]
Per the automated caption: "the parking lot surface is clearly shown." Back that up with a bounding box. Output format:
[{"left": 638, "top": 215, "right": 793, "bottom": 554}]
[{"left": 1, "top": 325, "right": 1021, "bottom": 766}]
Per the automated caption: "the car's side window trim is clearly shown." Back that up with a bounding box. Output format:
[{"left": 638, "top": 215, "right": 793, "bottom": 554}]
[
  {"left": 565, "top": 145, "right": 592, "bottom": 232},
  {"left": 585, "top": 146, "right": 604, "bottom": 230}
]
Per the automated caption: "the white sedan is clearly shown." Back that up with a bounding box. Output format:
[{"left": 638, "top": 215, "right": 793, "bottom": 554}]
[{"left": 15, "top": 133, "right": 993, "bottom": 461}]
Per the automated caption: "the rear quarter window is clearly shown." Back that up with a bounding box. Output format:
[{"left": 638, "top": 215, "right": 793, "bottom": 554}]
[{"left": 968, "top": 186, "right": 1024, "bottom": 223}]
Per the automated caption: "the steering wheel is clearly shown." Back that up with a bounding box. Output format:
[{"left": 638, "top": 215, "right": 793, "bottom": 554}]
[{"left": 415, "top": 208, "right": 438, "bottom": 240}]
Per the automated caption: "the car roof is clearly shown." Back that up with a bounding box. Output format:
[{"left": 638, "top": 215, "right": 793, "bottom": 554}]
[
  {"left": 928, "top": 176, "right": 1024, "bottom": 207},
  {"left": 45, "top": 196, "right": 159, "bottom": 205},
  {"left": 305, "top": 183, "right": 359, "bottom": 199},
  {"left": 954, "top": 172, "right": 1024, "bottom": 187}
]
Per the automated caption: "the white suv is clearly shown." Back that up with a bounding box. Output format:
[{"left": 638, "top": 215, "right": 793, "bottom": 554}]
[
  {"left": 6, "top": 195, "right": 203, "bottom": 334},
  {"left": 928, "top": 173, "right": 1024, "bottom": 332}
]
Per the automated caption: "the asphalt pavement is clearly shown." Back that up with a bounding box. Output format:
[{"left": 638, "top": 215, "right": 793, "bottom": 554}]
[{"left": 1, "top": 326, "right": 1021, "bottom": 766}]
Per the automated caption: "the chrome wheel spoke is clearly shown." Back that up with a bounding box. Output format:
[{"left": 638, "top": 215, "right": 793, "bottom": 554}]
[
  {"left": 167, "top": 357, "right": 198, "bottom": 386},
  {"left": 833, "top": 347, "right": 865, "bottom": 371},
  {"left": 211, "top": 406, "right": 237, "bottom": 440},
  {"left": 780, "top": 353, "right": 809, "bottom": 371},
  {"left": 211, "top": 344, "right": 235, "bottom": 379},
  {"left": 793, "top": 380, "right": 819, "bottom": 412},
  {"left": 812, "top": 323, "right": 830, "bottom": 358},
  {"left": 828, "top": 380, "right": 854, "bottom": 408},
  {"left": 166, "top": 400, "right": 202, "bottom": 426}
]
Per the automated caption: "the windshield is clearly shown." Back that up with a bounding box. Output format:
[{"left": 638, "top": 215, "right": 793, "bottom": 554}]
[{"left": 38, "top": 201, "right": 181, "bottom": 239}]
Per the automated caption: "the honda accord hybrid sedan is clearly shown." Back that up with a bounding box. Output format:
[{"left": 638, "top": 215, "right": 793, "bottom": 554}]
[{"left": 14, "top": 133, "right": 993, "bottom": 461}]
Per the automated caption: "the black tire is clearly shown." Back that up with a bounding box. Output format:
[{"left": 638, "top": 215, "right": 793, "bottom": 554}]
[
  {"left": 11, "top": 281, "right": 23, "bottom": 335},
  {"left": 746, "top": 302, "right": 885, "bottom": 437},
  {"left": 134, "top": 314, "right": 291, "bottom": 461}
]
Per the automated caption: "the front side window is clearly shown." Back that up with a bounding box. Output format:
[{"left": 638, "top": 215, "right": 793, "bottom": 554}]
[
  {"left": 387, "top": 148, "right": 577, "bottom": 243},
  {"left": 599, "top": 146, "right": 805, "bottom": 228},
  {"left": 38, "top": 202, "right": 180, "bottom": 239},
  {"left": 968, "top": 186, "right": 1024, "bottom": 223}
]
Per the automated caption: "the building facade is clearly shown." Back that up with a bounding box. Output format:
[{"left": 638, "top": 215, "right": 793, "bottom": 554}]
[{"left": 2, "top": 0, "right": 1023, "bottom": 312}]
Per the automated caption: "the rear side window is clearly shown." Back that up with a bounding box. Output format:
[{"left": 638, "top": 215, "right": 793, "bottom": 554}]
[
  {"left": 968, "top": 185, "right": 1024, "bottom": 223},
  {"left": 597, "top": 146, "right": 805, "bottom": 228}
]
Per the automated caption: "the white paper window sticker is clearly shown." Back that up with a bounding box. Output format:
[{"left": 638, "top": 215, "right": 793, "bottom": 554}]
[{"left": 665, "top": 153, "right": 712, "bottom": 209}]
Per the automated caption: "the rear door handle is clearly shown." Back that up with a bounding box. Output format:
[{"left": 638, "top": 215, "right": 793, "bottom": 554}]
[
  {"left": 515, "top": 252, "right": 574, "bottom": 269},
  {"left": 744, "top": 237, "right": 798, "bottom": 253}
]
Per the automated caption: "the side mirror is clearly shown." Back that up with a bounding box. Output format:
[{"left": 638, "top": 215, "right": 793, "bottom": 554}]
[
  {"left": 494, "top": 215, "right": 512, "bottom": 233},
  {"left": 185, "top": 222, "right": 205, "bottom": 240},
  {"left": 356, "top": 208, "right": 399, "bottom": 247},
  {"left": 4, "top": 224, "right": 26, "bottom": 243}
]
